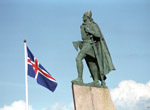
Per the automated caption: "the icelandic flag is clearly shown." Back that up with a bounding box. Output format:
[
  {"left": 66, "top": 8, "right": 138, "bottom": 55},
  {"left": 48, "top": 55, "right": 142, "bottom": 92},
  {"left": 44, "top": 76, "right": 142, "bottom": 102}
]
[{"left": 26, "top": 46, "right": 57, "bottom": 92}]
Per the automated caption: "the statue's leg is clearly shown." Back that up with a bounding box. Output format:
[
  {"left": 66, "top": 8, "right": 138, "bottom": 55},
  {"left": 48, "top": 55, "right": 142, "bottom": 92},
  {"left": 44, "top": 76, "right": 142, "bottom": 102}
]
[
  {"left": 85, "top": 56, "right": 100, "bottom": 86},
  {"left": 100, "top": 74, "right": 107, "bottom": 88},
  {"left": 88, "top": 62, "right": 99, "bottom": 82},
  {"left": 72, "top": 52, "right": 86, "bottom": 84}
]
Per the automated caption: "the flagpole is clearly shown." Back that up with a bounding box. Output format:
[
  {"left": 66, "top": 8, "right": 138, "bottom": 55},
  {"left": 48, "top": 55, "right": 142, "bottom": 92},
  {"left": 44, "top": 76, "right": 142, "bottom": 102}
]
[{"left": 24, "top": 40, "right": 29, "bottom": 110}]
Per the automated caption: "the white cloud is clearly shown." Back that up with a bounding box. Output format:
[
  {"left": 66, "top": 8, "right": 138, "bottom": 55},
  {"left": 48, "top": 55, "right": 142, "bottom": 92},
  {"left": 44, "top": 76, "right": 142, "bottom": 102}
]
[
  {"left": 110, "top": 80, "right": 150, "bottom": 110},
  {"left": 0, "top": 100, "right": 33, "bottom": 110},
  {"left": 42, "top": 102, "right": 74, "bottom": 110}
]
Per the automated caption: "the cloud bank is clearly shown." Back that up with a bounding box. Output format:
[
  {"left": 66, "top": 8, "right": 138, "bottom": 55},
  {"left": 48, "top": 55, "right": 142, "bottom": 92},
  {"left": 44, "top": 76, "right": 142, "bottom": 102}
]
[
  {"left": 0, "top": 100, "right": 32, "bottom": 110},
  {"left": 110, "top": 80, "right": 150, "bottom": 110}
]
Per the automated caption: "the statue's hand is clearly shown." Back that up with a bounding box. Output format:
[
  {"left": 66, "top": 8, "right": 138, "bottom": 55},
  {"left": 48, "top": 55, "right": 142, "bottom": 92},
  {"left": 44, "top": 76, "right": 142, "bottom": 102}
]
[
  {"left": 90, "top": 41, "right": 96, "bottom": 44},
  {"left": 89, "top": 35, "right": 96, "bottom": 44},
  {"left": 85, "top": 27, "right": 90, "bottom": 33}
]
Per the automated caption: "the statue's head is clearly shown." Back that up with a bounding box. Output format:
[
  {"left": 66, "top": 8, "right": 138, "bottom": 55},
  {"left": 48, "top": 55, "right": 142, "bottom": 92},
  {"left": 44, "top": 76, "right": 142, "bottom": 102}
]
[{"left": 83, "top": 10, "right": 92, "bottom": 22}]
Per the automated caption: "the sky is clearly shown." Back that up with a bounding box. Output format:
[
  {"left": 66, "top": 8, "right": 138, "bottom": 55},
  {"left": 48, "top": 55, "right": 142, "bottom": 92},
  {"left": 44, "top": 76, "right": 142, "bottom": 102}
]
[{"left": 0, "top": 0, "right": 150, "bottom": 110}]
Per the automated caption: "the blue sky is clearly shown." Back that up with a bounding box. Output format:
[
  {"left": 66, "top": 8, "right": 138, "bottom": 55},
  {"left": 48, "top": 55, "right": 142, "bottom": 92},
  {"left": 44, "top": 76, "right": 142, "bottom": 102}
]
[{"left": 0, "top": 0, "right": 150, "bottom": 110}]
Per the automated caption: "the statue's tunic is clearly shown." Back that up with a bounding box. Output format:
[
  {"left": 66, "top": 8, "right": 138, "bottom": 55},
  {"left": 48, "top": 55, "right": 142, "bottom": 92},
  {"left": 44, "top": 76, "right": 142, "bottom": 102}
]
[
  {"left": 79, "top": 22, "right": 94, "bottom": 57},
  {"left": 79, "top": 20, "right": 115, "bottom": 79}
]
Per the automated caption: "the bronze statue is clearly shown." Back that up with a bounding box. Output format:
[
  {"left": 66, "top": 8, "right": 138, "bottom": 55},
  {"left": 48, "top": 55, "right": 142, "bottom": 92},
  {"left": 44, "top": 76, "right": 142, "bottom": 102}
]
[{"left": 72, "top": 10, "right": 115, "bottom": 88}]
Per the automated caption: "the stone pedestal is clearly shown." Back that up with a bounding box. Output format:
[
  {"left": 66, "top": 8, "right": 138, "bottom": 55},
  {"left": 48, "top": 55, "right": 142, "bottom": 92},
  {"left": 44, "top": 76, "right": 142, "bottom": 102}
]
[{"left": 72, "top": 84, "right": 116, "bottom": 110}]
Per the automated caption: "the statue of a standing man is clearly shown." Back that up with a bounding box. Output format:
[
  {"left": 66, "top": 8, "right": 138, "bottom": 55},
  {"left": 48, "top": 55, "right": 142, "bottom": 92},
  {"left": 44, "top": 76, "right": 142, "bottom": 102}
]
[{"left": 72, "top": 10, "right": 115, "bottom": 88}]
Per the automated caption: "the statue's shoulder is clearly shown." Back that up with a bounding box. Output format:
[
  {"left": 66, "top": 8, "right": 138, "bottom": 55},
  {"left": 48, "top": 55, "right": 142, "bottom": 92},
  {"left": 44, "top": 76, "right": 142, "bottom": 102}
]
[
  {"left": 80, "top": 23, "right": 85, "bottom": 28},
  {"left": 91, "top": 21, "right": 99, "bottom": 27},
  {"left": 86, "top": 21, "right": 98, "bottom": 31},
  {"left": 91, "top": 21, "right": 101, "bottom": 32}
]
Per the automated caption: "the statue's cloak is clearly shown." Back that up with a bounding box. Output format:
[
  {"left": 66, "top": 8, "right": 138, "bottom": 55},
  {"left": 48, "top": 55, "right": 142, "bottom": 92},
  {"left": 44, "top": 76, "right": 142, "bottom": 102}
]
[{"left": 96, "top": 35, "right": 116, "bottom": 75}]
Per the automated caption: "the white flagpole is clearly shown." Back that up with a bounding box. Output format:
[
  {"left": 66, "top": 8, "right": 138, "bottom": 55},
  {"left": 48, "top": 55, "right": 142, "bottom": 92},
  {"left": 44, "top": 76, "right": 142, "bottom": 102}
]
[{"left": 24, "top": 40, "right": 29, "bottom": 110}]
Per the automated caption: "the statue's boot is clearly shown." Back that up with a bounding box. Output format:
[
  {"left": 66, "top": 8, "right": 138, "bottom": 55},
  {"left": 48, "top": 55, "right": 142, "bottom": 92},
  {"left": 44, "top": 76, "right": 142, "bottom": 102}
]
[
  {"left": 72, "top": 77, "right": 83, "bottom": 84},
  {"left": 87, "top": 72, "right": 100, "bottom": 87},
  {"left": 87, "top": 81, "right": 100, "bottom": 87},
  {"left": 72, "top": 58, "right": 84, "bottom": 84},
  {"left": 100, "top": 80, "right": 107, "bottom": 88},
  {"left": 72, "top": 63, "right": 83, "bottom": 84}
]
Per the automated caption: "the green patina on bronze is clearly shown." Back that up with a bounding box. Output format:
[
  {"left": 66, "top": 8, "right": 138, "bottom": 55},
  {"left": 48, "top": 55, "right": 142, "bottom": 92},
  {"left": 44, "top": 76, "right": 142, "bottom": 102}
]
[{"left": 72, "top": 11, "right": 115, "bottom": 88}]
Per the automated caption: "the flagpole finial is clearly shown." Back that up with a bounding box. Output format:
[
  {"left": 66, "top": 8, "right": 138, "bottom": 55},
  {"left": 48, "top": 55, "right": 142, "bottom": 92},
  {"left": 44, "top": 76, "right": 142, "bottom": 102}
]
[{"left": 24, "top": 40, "right": 27, "bottom": 43}]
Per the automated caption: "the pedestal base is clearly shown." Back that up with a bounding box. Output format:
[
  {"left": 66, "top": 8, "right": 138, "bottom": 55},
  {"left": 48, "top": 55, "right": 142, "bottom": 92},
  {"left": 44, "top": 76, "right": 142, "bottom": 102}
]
[{"left": 72, "top": 84, "right": 116, "bottom": 110}]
